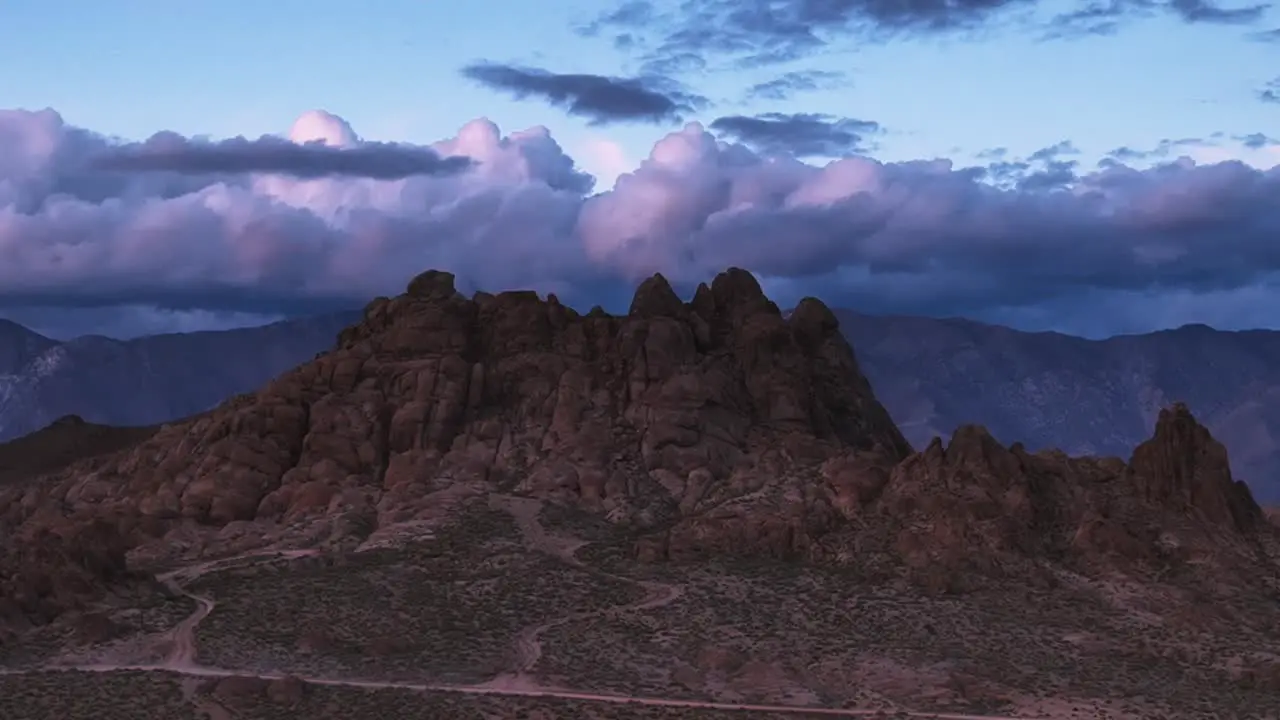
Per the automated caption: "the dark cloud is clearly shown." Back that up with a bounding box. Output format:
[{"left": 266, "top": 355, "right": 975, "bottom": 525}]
[
  {"left": 459, "top": 62, "right": 707, "bottom": 124},
  {"left": 743, "top": 70, "right": 847, "bottom": 101},
  {"left": 94, "top": 133, "right": 473, "bottom": 179},
  {"left": 962, "top": 141, "right": 1082, "bottom": 190},
  {"left": 1235, "top": 132, "right": 1278, "bottom": 148},
  {"left": 1105, "top": 137, "right": 1209, "bottom": 161},
  {"left": 1166, "top": 0, "right": 1268, "bottom": 23},
  {"left": 587, "top": 0, "right": 1271, "bottom": 66},
  {"left": 1261, "top": 78, "right": 1280, "bottom": 103},
  {"left": 709, "top": 113, "right": 880, "bottom": 156},
  {"left": 1250, "top": 26, "right": 1280, "bottom": 40},
  {"left": 1027, "top": 140, "right": 1080, "bottom": 163},
  {"left": 1049, "top": 0, "right": 1268, "bottom": 36},
  {"left": 6, "top": 109, "right": 1280, "bottom": 340}
]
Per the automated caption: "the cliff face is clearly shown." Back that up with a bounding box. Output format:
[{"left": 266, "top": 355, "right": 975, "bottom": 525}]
[{"left": 0, "top": 268, "right": 1273, "bottom": 634}]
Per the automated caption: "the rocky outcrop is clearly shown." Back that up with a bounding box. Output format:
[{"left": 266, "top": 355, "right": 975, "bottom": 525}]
[
  {"left": 0, "top": 268, "right": 911, "bottom": 568},
  {"left": 0, "top": 518, "right": 136, "bottom": 638},
  {"left": 0, "top": 267, "right": 1274, "bottom": 631},
  {"left": 0, "top": 415, "right": 158, "bottom": 487},
  {"left": 1128, "top": 403, "right": 1262, "bottom": 533},
  {"left": 809, "top": 403, "right": 1267, "bottom": 586}
]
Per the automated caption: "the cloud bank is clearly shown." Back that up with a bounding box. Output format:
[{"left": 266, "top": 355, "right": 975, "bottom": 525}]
[{"left": 3, "top": 106, "right": 1280, "bottom": 340}]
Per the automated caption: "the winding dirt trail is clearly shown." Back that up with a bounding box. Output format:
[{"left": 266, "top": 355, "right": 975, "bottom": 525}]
[
  {"left": 152, "top": 548, "right": 320, "bottom": 670},
  {"left": 484, "top": 494, "right": 684, "bottom": 683},
  {"left": 14, "top": 507, "right": 1033, "bottom": 720}
]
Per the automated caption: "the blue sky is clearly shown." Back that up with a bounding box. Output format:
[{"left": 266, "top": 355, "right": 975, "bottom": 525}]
[
  {"left": 2, "top": 0, "right": 1276, "bottom": 183},
  {"left": 1, "top": 0, "right": 1280, "bottom": 339}
]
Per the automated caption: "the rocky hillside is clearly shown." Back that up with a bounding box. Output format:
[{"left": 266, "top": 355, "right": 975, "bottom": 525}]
[
  {"left": 843, "top": 312, "right": 1280, "bottom": 503},
  {"left": 0, "top": 313, "right": 357, "bottom": 443},
  {"left": 1, "top": 268, "right": 1275, "bottom": 639}
]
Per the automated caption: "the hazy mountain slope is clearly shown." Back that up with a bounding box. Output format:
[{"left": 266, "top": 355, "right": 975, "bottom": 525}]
[
  {"left": 0, "top": 321, "right": 59, "bottom": 375},
  {"left": 0, "top": 312, "right": 359, "bottom": 442},
  {"left": 840, "top": 311, "right": 1280, "bottom": 502}
]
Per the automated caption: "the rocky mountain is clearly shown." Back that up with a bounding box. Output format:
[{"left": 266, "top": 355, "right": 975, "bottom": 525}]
[
  {"left": 6, "top": 295, "right": 1280, "bottom": 510},
  {"left": 1, "top": 267, "right": 1272, "bottom": 607},
  {"left": 0, "top": 312, "right": 357, "bottom": 443},
  {"left": 1, "top": 268, "right": 1277, "bottom": 718},
  {"left": 842, "top": 312, "right": 1280, "bottom": 503}
]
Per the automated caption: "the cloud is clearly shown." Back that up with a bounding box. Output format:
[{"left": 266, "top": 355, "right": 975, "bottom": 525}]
[
  {"left": 94, "top": 133, "right": 473, "bottom": 179},
  {"left": 1166, "top": 0, "right": 1268, "bottom": 23},
  {"left": 1049, "top": 0, "right": 1269, "bottom": 36},
  {"left": 459, "top": 62, "right": 707, "bottom": 124},
  {"left": 1261, "top": 77, "right": 1280, "bottom": 103},
  {"left": 1105, "top": 136, "right": 1210, "bottom": 161},
  {"left": 743, "top": 70, "right": 847, "bottom": 101},
  {"left": 5, "top": 108, "right": 1280, "bottom": 340},
  {"left": 586, "top": 0, "right": 1271, "bottom": 66},
  {"left": 968, "top": 140, "right": 1082, "bottom": 190},
  {"left": 1236, "top": 132, "right": 1279, "bottom": 149},
  {"left": 709, "top": 113, "right": 881, "bottom": 156}
]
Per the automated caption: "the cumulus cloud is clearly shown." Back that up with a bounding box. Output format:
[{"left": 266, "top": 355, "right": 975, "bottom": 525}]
[
  {"left": 709, "top": 113, "right": 880, "bottom": 157},
  {"left": 460, "top": 62, "right": 707, "bottom": 124},
  {"left": 4, "top": 107, "right": 1280, "bottom": 340}
]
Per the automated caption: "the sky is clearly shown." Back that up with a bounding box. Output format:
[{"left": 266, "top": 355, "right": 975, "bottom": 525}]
[{"left": 0, "top": 0, "right": 1278, "bottom": 340}]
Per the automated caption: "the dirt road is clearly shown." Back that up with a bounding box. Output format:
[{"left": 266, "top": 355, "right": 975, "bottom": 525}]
[{"left": 14, "top": 510, "right": 1034, "bottom": 720}]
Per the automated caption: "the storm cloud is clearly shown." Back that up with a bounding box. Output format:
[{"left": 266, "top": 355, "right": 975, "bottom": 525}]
[
  {"left": 4, "top": 107, "right": 1280, "bottom": 340},
  {"left": 460, "top": 62, "right": 707, "bottom": 124}
]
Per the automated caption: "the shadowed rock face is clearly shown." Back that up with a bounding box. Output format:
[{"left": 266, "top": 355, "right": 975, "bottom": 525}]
[{"left": 0, "top": 268, "right": 1274, "bottom": 632}]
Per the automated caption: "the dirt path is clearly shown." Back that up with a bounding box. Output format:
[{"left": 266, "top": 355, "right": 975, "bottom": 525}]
[
  {"left": 485, "top": 494, "right": 684, "bottom": 682},
  {"left": 153, "top": 549, "right": 319, "bottom": 669},
  {"left": 14, "top": 508, "right": 1034, "bottom": 720}
]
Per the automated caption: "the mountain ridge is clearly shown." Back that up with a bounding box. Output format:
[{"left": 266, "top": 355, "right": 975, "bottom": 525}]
[{"left": 4, "top": 303, "right": 1280, "bottom": 504}]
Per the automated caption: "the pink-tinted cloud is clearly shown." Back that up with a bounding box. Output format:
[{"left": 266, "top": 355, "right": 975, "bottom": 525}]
[{"left": 2, "top": 107, "right": 1280, "bottom": 339}]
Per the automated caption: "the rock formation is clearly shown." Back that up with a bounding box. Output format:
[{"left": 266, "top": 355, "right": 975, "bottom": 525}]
[{"left": 0, "top": 267, "right": 1274, "bottom": 634}]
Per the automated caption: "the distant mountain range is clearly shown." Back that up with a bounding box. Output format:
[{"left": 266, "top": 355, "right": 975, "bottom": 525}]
[
  {"left": 2, "top": 306, "right": 1277, "bottom": 502},
  {"left": 0, "top": 312, "right": 358, "bottom": 442}
]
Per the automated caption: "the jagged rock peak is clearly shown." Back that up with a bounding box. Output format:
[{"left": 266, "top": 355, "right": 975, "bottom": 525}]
[
  {"left": 404, "top": 269, "right": 459, "bottom": 301},
  {"left": 1129, "top": 401, "right": 1262, "bottom": 532},
  {"left": 628, "top": 273, "right": 684, "bottom": 319}
]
